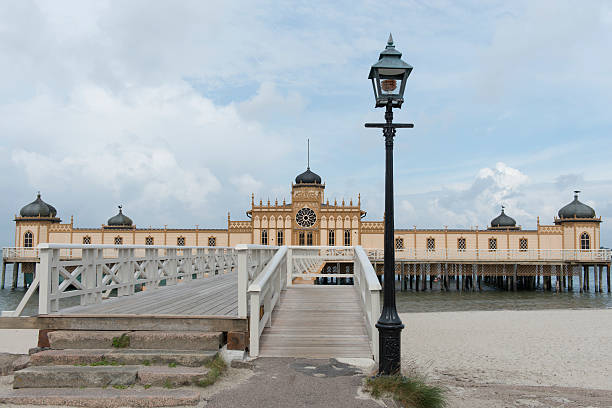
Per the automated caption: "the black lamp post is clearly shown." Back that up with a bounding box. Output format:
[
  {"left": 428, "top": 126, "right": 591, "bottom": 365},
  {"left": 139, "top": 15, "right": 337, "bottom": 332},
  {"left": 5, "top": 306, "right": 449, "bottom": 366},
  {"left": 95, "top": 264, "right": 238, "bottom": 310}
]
[{"left": 365, "top": 34, "right": 413, "bottom": 375}]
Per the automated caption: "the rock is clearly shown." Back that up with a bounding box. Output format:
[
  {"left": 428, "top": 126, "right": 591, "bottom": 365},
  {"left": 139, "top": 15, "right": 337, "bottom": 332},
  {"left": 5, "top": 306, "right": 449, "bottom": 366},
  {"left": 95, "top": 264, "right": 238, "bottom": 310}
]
[
  {"left": 13, "top": 365, "right": 139, "bottom": 389},
  {"left": 137, "top": 366, "right": 209, "bottom": 386},
  {"left": 47, "top": 331, "right": 129, "bottom": 349},
  {"left": 128, "top": 331, "right": 222, "bottom": 351}
]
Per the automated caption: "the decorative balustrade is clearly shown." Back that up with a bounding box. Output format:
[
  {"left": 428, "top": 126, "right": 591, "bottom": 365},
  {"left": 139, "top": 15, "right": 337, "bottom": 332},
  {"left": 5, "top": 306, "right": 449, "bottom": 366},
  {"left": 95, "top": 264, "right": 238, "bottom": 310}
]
[
  {"left": 2, "top": 247, "right": 40, "bottom": 260},
  {"left": 2, "top": 244, "right": 237, "bottom": 317},
  {"left": 289, "top": 246, "right": 355, "bottom": 281},
  {"left": 366, "top": 248, "right": 612, "bottom": 263}
]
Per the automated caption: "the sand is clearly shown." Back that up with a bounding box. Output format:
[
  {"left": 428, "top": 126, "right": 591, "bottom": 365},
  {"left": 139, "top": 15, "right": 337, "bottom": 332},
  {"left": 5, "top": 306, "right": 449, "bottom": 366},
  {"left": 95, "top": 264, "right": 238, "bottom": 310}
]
[{"left": 400, "top": 309, "right": 612, "bottom": 407}]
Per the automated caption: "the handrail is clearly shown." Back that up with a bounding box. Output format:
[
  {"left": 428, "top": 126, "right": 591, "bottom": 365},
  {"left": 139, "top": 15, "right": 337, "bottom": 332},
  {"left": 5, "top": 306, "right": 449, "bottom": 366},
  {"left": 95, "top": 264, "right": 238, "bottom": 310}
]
[
  {"left": 236, "top": 244, "right": 279, "bottom": 317},
  {"left": 2, "top": 244, "right": 238, "bottom": 317},
  {"left": 353, "top": 246, "right": 381, "bottom": 361},
  {"left": 247, "top": 246, "right": 287, "bottom": 356}
]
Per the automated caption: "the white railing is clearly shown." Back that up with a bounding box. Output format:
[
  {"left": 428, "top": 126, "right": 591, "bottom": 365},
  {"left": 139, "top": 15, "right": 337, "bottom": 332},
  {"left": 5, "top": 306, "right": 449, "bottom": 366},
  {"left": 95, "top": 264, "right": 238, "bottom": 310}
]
[
  {"left": 353, "top": 246, "right": 382, "bottom": 361},
  {"left": 2, "top": 244, "right": 237, "bottom": 317},
  {"left": 366, "top": 248, "right": 612, "bottom": 262},
  {"left": 247, "top": 246, "right": 288, "bottom": 357},
  {"left": 289, "top": 246, "right": 355, "bottom": 282},
  {"left": 236, "top": 245, "right": 279, "bottom": 318},
  {"left": 2, "top": 247, "right": 40, "bottom": 259}
]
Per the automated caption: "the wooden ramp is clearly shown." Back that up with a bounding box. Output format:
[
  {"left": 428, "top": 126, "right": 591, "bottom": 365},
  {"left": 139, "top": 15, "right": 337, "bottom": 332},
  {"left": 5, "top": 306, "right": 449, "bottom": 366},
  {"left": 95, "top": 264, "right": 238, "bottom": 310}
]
[
  {"left": 259, "top": 286, "right": 372, "bottom": 359},
  {"left": 57, "top": 272, "right": 238, "bottom": 317}
]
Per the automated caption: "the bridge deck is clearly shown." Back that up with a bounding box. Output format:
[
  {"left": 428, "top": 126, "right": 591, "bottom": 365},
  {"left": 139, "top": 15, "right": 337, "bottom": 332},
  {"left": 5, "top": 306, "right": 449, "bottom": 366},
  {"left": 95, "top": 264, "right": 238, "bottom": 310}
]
[
  {"left": 57, "top": 272, "right": 238, "bottom": 317},
  {"left": 259, "top": 286, "right": 372, "bottom": 359}
]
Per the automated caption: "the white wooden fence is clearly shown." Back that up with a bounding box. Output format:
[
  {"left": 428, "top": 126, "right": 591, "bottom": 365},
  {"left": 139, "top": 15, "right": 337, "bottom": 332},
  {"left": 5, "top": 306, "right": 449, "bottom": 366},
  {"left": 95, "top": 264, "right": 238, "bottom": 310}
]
[
  {"left": 2, "top": 244, "right": 237, "bottom": 317},
  {"left": 366, "top": 248, "right": 611, "bottom": 262}
]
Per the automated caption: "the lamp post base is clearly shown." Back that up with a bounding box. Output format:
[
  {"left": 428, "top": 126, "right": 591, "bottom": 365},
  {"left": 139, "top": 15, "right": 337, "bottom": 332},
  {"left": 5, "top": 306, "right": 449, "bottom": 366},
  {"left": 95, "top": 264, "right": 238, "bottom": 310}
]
[{"left": 376, "top": 323, "right": 404, "bottom": 375}]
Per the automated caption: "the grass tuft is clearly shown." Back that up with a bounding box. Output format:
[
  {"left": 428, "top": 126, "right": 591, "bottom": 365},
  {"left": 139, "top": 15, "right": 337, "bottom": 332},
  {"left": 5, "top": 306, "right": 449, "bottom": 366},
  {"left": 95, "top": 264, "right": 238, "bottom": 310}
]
[
  {"left": 112, "top": 333, "right": 130, "bottom": 348},
  {"left": 196, "top": 354, "right": 227, "bottom": 388},
  {"left": 365, "top": 375, "right": 446, "bottom": 408},
  {"left": 142, "top": 360, "right": 151, "bottom": 366},
  {"left": 89, "top": 359, "right": 120, "bottom": 367},
  {"left": 168, "top": 362, "right": 177, "bottom": 368},
  {"left": 112, "top": 384, "right": 128, "bottom": 390}
]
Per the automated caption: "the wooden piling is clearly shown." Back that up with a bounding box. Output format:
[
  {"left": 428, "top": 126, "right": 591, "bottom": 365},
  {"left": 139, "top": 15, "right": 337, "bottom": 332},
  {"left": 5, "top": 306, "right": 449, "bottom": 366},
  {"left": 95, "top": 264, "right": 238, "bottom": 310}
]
[
  {"left": 513, "top": 265, "right": 518, "bottom": 292},
  {"left": 579, "top": 267, "right": 583, "bottom": 293},
  {"left": 11, "top": 262, "right": 19, "bottom": 289},
  {"left": 607, "top": 264, "right": 611, "bottom": 293},
  {"left": 1, "top": 261, "right": 5, "bottom": 290},
  {"left": 598, "top": 265, "right": 603, "bottom": 293}
]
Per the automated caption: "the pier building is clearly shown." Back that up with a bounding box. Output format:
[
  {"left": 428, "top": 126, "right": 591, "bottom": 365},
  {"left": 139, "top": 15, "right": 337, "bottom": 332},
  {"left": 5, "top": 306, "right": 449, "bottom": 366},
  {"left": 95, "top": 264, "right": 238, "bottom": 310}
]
[{"left": 2, "top": 168, "right": 610, "bottom": 292}]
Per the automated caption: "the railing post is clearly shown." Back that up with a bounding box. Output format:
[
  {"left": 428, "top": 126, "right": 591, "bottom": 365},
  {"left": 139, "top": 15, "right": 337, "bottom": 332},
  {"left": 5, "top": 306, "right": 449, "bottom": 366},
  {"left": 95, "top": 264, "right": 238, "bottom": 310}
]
[
  {"left": 237, "top": 245, "right": 249, "bottom": 318},
  {"left": 249, "top": 291, "right": 261, "bottom": 357},
  {"left": 37, "top": 247, "right": 52, "bottom": 315},
  {"left": 81, "top": 248, "right": 96, "bottom": 305},
  {"left": 286, "top": 247, "right": 293, "bottom": 287}
]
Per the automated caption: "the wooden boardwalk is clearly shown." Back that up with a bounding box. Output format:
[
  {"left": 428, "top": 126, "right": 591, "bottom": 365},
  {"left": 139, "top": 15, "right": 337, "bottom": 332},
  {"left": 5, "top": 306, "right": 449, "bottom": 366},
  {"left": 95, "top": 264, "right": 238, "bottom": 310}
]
[
  {"left": 58, "top": 272, "right": 238, "bottom": 317},
  {"left": 259, "top": 286, "right": 372, "bottom": 359}
]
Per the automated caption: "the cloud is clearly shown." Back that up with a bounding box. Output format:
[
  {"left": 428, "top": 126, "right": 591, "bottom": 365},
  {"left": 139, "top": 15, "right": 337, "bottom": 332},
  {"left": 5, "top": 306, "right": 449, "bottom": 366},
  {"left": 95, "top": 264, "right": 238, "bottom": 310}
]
[
  {"left": 231, "top": 174, "right": 263, "bottom": 196},
  {"left": 236, "top": 82, "right": 307, "bottom": 122}
]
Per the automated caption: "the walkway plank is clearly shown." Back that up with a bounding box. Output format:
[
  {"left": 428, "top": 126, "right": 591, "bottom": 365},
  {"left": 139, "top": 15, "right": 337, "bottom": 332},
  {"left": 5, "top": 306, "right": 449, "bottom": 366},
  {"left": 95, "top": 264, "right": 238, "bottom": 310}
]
[{"left": 259, "top": 286, "right": 372, "bottom": 359}]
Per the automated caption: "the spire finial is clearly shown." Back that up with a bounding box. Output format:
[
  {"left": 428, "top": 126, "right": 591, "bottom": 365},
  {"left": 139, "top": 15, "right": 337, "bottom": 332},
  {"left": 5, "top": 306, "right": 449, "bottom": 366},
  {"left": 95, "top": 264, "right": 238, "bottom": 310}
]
[
  {"left": 387, "top": 33, "right": 394, "bottom": 46},
  {"left": 574, "top": 190, "right": 580, "bottom": 199},
  {"left": 118, "top": 205, "right": 123, "bottom": 213},
  {"left": 37, "top": 191, "right": 41, "bottom": 198},
  {"left": 307, "top": 138, "right": 310, "bottom": 170},
  {"left": 501, "top": 205, "right": 505, "bottom": 213}
]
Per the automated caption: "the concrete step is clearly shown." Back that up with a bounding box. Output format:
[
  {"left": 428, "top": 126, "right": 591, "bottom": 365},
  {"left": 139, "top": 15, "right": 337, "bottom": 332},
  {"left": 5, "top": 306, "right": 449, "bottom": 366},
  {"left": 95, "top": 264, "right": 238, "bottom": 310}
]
[
  {"left": 48, "top": 330, "right": 223, "bottom": 351},
  {"left": 0, "top": 387, "right": 200, "bottom": 407},
  {"left": 13, "top": 365, "right": 139, "bottom": 389},
  {"left": 138, "top": 366, "right": 210, "bottom": 387},
  {"left": 30, "top": 349, "right": 217, "bottom": 367}
]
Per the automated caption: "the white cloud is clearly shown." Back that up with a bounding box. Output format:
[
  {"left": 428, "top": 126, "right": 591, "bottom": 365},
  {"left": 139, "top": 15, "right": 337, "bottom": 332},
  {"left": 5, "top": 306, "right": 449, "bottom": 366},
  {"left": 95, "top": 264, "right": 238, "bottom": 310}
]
[
  {"left": 236, "top": 82, "right": 307, "bottom": 122},
  {"left": 231, "top": 174, "right": 263, "bottom": 196}
]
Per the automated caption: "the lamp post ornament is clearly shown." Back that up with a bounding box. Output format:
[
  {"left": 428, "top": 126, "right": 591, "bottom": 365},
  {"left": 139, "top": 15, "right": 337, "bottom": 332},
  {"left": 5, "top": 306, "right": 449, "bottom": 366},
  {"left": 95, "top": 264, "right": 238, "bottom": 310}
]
[{"left": 365, "top": 34, "right": 414, "bottom": 375}]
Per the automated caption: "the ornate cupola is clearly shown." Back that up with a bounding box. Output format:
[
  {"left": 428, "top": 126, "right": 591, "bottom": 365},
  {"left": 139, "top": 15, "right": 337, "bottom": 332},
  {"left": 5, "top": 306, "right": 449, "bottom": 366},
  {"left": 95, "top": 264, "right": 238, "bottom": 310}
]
[
  {"left": 555, "top": 191, "right": 600, "bottom": 225},
  {"left": 104, "top": 206, "right": 135, "bottom": 229},
  {"left": 295, "top": 167, "right": 322, "bottom": 184},
  {"left": 16, "top": 192, "right": 60, "bottom": 223},
  {"left": 488, "top": 206, "right": 520, "bottom": 230}
]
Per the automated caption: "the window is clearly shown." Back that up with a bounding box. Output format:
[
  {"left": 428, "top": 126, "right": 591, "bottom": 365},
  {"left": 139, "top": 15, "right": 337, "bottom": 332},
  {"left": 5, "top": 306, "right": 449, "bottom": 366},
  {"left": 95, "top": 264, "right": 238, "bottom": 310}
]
[
  {"left": 328, "top": 230, "right": 335, "bottom": 246},
  {"left": 344, "top": 230, "right": 351, "bottom": 246},
  {"left": 488, "top": 238, "right": 497, "bottom": 251},
  {"left": 580, "top": 232, "right": 590, "bottom": 250},
  {"left": 307, "top": 232, "right": 313, "bottom": 246},
  {"left": 519, "top": 238, "right": 528, "bottom": 251},
  {"left": 261, "top": 229, "right": 268, "bottom": 245},
  {"left": 83, "top": 236, "right": 91, "bottom": 245},
  {"left": 114, "top": 236, "right": 123, "bottom": 245},
  {"left": 177, "top": 236, "right": 185, "bottom": 246},
  {"left": 395, "top": 238, "right": 404, "bottom": 250},
  {"left": 208, "top": 237, "right": 216, "bottom": 247},
  {"left": 457, "top": 238, "right": 466, "bottom": 251},
  {"left": 145, "top": 236, "right": 154, "bottom": 245},
  {"left": 276, "top": 230, "right": 283, "bottom": 246},
  {"left": 24, "top": 231, "right": 33, "bottom": 248},
  {"left": 426, "top": 238, "right": 435, "bottom": 251},
  {"left": 299, "top": 231, "right": 305, "bottom": 246}
]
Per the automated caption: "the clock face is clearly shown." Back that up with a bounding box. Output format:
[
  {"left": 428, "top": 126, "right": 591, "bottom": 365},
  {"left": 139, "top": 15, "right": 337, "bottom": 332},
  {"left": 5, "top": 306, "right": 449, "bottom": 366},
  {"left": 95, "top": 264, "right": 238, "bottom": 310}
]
[{"left": 295, "top": 207, "right": 316, "bottom": 228}]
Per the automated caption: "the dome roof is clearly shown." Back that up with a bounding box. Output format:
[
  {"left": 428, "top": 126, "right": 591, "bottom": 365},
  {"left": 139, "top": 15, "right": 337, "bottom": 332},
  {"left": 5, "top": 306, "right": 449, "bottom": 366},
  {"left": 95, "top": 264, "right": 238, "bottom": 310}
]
[
  {"left": 295, "top": 167, "right": 321, "bottom": 184},
  {"left": 19, "top": 193, "right": 58, "bottom": 218},
  {"left": 491, "top": 207, "right": 516, "bottom": 228},
  {"left": 558, "top": 191, "right": 595, "bottom": 219},
  {"left": 107, "top": 206, "right": 133, "bottom": 226}
]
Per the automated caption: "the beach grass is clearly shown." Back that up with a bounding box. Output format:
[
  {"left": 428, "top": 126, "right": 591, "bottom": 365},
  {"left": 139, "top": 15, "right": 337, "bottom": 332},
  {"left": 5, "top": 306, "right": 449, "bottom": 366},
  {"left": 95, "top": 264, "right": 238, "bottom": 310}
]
[
  {"left": 196, "top": 354, "right": 227, "bottom": 388},
  {"left": 365, "top": 374, "right": 446, "bottom": 408}
]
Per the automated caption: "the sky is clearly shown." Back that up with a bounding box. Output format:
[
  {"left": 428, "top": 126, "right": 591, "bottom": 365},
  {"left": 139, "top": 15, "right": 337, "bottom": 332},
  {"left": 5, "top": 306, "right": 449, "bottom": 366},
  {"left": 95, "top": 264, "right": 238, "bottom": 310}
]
[{"left": 1, "top": 0, "right": 611, "bottom": 248}]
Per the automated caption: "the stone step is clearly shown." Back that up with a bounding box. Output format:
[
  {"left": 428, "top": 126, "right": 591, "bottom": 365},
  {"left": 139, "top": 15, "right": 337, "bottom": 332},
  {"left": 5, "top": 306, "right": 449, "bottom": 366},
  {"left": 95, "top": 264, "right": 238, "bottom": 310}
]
[
  {"left": 138, "top": 366, "right": 210, "bottom": 387},
  {"left": 0, "top": 387, "right": 200, "bottom": 407},
  {"left": 48, "top": 330, "right": 223, "bottom": 351},
  {"left": 13, "top": 365, "right": 139, "bottom": 389},
  {"left": 31, "top": 349, "right": 217, "bottom": 368}
]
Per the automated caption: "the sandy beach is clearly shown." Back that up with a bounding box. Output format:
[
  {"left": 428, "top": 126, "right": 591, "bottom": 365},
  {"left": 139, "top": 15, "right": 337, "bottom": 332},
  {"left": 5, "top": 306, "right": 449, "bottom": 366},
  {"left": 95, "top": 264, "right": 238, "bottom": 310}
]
[{"left": 401, "top": 309, "right": 612, "bottom": 406}]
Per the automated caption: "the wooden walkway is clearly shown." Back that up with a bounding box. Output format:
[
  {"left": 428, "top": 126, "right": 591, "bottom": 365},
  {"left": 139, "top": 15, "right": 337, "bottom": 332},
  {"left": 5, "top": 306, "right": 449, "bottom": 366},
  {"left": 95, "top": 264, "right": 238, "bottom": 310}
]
[
  {"left": 58, "top": 272, "right": 238, "bottom": 317},
  {"left": 259, "top": 286, "right": 372, "bottom": 359}
]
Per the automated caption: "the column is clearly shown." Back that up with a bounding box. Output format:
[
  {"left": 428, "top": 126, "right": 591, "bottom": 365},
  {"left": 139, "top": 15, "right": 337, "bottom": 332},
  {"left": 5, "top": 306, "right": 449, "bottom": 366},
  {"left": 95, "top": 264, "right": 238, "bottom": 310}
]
[{"left": 11, "top": 262, "right": 19, "bottom": 289}]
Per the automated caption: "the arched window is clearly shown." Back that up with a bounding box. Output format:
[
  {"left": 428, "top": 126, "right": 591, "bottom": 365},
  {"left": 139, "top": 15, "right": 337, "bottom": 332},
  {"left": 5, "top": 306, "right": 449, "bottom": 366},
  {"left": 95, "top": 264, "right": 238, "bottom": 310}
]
[
  {"left": 395, "top": 238, "right": 404, "bottom": 250},
  {"left": 299, "top": 231, "right": 305, "bottom": 246},
  {"left": 328, "top": 230, "right": 335, "bottom": 246},
  {"left": 83, "top": 236, "right": 91, "bottom": 245},
  {"left": 488, "top": 238, "right": 497, "bottom": 251},
  {"left": 114, "top": 236, "right": 123, "bottom": 245},
  {"left": 277, "top": 230, "right": 283, "bottom": 246},
  {"left": 580, "top": 232, "right": 590, "bottom": 250},
  {"left": 426, "top": 238, "right": 435, "bottom": 251},
  {"left": 208, "top": 237, "right": 216, "bottom": 247},
  {"left": 145, "top": 236, "right": 154, "bottom": 245},
  {"left": 457, "top": 238, "right": 466, "bottom": 251},
  {"left": 344, "top": 230, "right": 351, "bottom": 246},
  {"left": 261, "top": 229, "right": 268, "bottom": 245},
  {"left": 177, "top": 236, "right": 185, "bottom": 246},
  {"left": 519, "top": 238, "right": 528, "bottom": 251},
  {"left": 306, "top": 232, "right": 313, "bottom": 246},
  {"left": 24, "top": 231, "right": 33, "bottom": 248}
]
